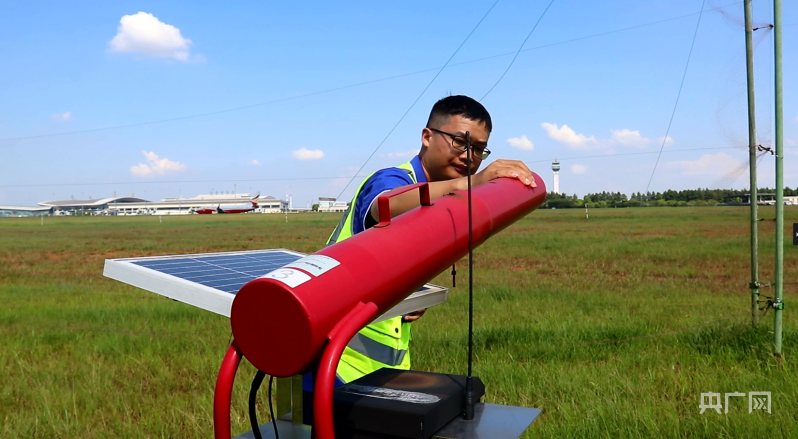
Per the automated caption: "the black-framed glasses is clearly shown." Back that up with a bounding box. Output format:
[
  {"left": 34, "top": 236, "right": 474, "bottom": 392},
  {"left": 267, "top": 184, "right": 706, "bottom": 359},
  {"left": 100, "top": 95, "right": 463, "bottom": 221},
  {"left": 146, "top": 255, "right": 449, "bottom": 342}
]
[{"left": 428, "top": 128, "right": 491, "bottom": 159}]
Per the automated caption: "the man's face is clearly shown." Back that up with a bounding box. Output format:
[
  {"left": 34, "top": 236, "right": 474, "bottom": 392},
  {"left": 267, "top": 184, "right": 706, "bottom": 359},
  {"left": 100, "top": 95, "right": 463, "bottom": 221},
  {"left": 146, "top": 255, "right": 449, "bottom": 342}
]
[{"left": 420, "top": 115, "right": 490, "bottom": 182}]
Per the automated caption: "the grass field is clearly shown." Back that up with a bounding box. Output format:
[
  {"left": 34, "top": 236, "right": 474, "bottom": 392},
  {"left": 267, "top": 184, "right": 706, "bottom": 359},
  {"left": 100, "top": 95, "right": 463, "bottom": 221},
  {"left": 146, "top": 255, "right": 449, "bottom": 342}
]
[{"left": 1, "top": 207, "right": 797, "bottom": 438}]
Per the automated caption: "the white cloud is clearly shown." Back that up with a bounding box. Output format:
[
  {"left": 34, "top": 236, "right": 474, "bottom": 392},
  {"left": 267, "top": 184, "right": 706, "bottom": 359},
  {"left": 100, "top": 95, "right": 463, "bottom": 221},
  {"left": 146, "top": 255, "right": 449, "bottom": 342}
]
[
  {"left": 610, "top": 129, "right": 673, "bottom": 147},
  {"left": 540, "top": 123, "right": 598, "bottom": 149},
  {"left": 51, "top": 112, "right": 71, "bottom": 121},
  {"left": 542, "top": 122, "right": 673, "bottom": 152},
  {"left": 794, "top": 114, "right": 798, "bottom": 123},
  {"left": 571, "top": 164, "right": 588, "bottom": 174},
  {"left": 130, "top": 151, "right": 186, "bottom": 176},
  {"left": 250, "top": 159, "right": 261, "bottom": 166},
  {"left": 507, "top": 135, "right": 534, "bottom": 151},
  {"left": 292, "top": 148, "right": 324, "bottom": 160},
  {"left": 670, "top": 152, "right": 742, "bottom": 177},
  {"left": 108, "top": 12, "right": 193, "bottom": 61},
  {"left": 387, "top": 149, "right": 417, "bottom": 160},
  {"left": 658, "top": 136, "right": 675, "bottom": 146},
  {"left": 610, "top": 128, "right": 643, "bottom": 146}
]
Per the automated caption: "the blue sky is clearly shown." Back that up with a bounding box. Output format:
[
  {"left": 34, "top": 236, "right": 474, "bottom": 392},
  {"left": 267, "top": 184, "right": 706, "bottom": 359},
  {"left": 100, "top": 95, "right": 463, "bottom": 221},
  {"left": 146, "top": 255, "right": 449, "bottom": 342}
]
[{"left": 1, "top": 0, "right": 796, "bottom": 206}]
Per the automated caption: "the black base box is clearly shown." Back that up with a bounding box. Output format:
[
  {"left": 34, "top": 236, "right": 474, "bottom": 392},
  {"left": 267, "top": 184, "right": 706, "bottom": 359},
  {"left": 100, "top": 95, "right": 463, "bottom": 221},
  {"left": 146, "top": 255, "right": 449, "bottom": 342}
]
[{"left": 332, "top": 369, "right": 485, "bottom": 439}]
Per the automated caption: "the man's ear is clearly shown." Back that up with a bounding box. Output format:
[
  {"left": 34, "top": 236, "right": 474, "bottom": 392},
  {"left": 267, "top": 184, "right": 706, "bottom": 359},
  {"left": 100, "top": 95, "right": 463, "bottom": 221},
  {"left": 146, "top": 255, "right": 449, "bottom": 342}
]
[{"left": 421, "top": 127, "right": 433, "bottom": 148}]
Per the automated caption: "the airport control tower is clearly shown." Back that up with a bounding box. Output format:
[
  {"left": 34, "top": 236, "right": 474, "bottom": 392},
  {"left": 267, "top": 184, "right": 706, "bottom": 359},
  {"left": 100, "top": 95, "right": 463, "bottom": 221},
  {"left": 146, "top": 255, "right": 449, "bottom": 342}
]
[{"left": 552, "top": 160, "right": 561, "bottom": 194}]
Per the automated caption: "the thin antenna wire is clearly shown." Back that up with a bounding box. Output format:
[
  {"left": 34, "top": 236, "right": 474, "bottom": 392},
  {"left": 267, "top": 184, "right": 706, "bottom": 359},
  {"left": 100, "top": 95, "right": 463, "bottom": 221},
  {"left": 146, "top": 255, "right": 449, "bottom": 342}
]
[
  {"left": 481, "top": 0, "right": 557, "bottom": 100},
  {"left": 644, "top": 0, "right": 707, "bottom": 194},
  {"left": 464, "top": 131, "right": 476, "bottom": 421},
  {"left": 466, "top": 132, "right": 474, "bottom": 379}
]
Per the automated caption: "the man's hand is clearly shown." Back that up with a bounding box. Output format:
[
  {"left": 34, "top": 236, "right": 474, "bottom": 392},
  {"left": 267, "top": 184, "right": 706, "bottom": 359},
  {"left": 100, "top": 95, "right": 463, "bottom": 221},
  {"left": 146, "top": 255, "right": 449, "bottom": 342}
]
[
  {"left": 473, "top": 159, "right": 536, "bottom": 188},
  {"left": 402, "top": 308, "right": 427, "bottom": 322},
  {"left": 371, "top": 160, "right": 537, "bottom": 225}
]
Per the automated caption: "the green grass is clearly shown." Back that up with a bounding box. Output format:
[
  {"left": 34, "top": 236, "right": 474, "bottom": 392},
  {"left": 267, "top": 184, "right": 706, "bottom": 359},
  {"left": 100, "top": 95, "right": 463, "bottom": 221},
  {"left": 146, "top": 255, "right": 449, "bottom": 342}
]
[{"left": 1, "top": 208, "right": 797, "bottom": 438}]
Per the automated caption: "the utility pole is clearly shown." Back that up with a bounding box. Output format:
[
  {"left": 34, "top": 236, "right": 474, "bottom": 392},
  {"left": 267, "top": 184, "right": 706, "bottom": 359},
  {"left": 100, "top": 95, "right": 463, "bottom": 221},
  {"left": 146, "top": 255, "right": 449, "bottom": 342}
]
[
  {"left": 744, "top": 0, "right": 760, "bottom": 326},
  {"left": 772, "top": 0, "right": 784, "bottom": 359}
]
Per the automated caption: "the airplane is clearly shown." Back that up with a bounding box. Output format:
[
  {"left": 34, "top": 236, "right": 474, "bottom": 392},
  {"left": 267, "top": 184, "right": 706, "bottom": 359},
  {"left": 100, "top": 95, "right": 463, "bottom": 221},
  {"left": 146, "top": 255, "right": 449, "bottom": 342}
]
[
  {"left": 216, "top": 194, "right": 260, "bottom": 214},
  {"left": 191, "top": 195, "right": 260, "bottom": 214},
  {"left": 192, "top": 206, "right": 217, "bottom": 215}
]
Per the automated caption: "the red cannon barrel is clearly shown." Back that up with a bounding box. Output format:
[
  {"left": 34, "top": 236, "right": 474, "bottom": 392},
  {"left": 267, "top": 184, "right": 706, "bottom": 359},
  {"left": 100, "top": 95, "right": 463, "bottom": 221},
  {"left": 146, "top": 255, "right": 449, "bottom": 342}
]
[{"left": 230, "top": 175, "right": 546, "bottom": 377}]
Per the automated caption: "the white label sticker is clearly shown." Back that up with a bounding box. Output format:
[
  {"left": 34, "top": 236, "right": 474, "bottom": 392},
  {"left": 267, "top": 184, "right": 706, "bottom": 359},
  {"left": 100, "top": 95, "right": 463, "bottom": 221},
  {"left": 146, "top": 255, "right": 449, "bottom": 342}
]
[
  {"left": 339, "top": 384, "right": 440, "bottom": 404},
  {"left": 285, "top": 255, "right": 341, "bottom": 277},
  {"left": 260, "top": 268, "right": 311, "bottom": 288}
]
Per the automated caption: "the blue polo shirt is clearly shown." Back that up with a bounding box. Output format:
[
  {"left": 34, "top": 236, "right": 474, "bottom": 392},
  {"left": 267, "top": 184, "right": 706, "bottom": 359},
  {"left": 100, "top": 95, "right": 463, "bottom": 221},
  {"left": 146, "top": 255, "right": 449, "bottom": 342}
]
[{"left": 352, "top": 155, "right": 428, "bottom": 233}]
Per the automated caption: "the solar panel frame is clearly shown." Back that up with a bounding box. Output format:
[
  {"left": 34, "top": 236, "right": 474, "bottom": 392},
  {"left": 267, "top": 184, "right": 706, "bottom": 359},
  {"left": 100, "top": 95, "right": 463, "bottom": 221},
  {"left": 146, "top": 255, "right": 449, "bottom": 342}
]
[{"left": 103, "top": 248, "right": 448, "bottom": 321}]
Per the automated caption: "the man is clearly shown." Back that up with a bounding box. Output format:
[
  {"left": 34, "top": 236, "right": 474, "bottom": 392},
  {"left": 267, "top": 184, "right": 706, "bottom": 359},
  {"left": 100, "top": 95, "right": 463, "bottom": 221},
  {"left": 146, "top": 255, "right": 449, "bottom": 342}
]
[{"left": 303, "top": 95, "right": 536, "bottom": 414}]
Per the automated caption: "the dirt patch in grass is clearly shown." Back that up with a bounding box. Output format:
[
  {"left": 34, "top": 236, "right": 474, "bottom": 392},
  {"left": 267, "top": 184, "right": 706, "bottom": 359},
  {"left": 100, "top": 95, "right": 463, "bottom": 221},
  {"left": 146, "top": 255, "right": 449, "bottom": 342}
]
[{"left": 46, "top": 252, "right": 66, "bottom": 261}]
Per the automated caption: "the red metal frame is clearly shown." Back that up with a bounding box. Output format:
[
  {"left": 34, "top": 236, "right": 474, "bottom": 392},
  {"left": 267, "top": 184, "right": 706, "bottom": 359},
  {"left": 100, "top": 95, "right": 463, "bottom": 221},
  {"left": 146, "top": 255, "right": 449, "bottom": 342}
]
[
  {"left": 222, "top": 175, "right": 547, "bottom": 438},
  {"left": 214, "top": 341, "right": 243, "bottom": 439},
  {"left": 313, "top": 302, "right": 379, "bottom": 439}
]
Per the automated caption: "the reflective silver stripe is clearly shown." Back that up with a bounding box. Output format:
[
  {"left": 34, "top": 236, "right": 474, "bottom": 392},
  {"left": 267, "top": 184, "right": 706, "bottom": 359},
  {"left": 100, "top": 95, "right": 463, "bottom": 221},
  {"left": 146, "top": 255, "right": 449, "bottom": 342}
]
[{"left": 347, "top": 333, "right": 407, "bottom": 366}]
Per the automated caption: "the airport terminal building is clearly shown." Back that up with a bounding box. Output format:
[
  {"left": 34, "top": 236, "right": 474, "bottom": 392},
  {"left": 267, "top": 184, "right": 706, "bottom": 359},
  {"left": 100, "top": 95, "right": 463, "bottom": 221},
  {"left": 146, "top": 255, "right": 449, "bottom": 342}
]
[
  {"left": 89, "top": 193, "right": 286, "bottom": 215},
  {"left": 0, "top": 193, "right": 285, "bottom": 217},
  {"left": 318, "top": 197, "right": 349, "bottom": 212},
  {"left": 0, "top": 205, "right": 54, "bottom": 217}
]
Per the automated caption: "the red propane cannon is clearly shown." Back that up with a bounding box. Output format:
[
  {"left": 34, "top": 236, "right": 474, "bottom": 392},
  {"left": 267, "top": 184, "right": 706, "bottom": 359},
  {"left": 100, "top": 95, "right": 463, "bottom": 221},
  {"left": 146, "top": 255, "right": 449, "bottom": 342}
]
[{"left": 216, "top": 174, "right": 546, "bottom": 439}]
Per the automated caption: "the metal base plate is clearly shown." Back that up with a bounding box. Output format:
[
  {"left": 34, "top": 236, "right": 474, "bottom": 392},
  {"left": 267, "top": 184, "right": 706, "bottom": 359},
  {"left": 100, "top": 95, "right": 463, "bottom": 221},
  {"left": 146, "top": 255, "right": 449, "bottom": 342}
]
[
  {"left": 234, "top": 419, "right": 311, "bottom": 439},
  {"left": 432, "top": 403, "right": 541, "bottom": 439},
  {"left": 233, "top": 403, "right": 541, "bottom": 439}
]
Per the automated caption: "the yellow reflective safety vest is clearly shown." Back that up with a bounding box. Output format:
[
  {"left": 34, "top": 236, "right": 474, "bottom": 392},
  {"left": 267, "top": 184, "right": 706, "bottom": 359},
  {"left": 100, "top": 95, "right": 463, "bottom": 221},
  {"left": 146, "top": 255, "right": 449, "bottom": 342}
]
[{"left": 327, "top": 160, "right": 417, "bottom": 383}]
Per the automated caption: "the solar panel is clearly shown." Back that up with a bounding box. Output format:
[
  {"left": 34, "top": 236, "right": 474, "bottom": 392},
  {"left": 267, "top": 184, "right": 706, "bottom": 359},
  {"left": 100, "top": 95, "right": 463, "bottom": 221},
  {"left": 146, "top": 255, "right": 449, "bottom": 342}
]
[{"left": 104, "top": 248, "right": 447, "bottom": 321}]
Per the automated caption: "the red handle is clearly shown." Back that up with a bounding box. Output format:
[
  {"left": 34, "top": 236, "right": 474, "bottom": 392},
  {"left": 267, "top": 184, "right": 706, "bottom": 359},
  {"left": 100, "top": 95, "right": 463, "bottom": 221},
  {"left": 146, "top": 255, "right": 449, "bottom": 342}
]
[
  {"left": 314, "top": 302, "right": 379, "bottom": 439},
  {"left": 375, "top": 182, "right": 432, "bottom": 228},
  {"left": 214, "top": 341, "right": 242, "bottom": 439}
]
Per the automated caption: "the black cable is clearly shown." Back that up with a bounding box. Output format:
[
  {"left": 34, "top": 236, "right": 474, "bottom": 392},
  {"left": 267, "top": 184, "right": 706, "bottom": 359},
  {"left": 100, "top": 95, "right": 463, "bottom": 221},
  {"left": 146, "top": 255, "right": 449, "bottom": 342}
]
[
  {"left": 248, "top": 372, "right": 280, "bottom": 439},
  {"left": 269, "top": 375, "right": 278, "bottom": 439},
  {"left": 249, "top": 370, "right": 267, "bottom": 439}
]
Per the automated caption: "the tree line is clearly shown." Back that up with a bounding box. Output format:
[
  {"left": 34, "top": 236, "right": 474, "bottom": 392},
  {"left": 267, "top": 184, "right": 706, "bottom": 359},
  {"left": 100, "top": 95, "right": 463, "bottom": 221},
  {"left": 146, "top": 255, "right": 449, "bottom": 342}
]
[{"left": 544, "top": 187, "right": 798, "bottom": 209}]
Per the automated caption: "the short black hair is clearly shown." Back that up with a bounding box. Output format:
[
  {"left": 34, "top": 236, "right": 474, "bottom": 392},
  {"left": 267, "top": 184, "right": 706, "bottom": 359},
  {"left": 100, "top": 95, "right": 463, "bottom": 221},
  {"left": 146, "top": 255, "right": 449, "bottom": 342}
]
[{"left": 426, "top": 95, "right": 492, "bottom": 132}]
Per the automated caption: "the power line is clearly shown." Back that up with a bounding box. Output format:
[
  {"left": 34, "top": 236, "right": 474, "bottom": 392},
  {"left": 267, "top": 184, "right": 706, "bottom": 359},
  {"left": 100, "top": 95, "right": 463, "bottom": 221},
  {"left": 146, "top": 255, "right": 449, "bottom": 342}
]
[
  {"left": 7, "top": 145, "right": 796, "bottom": 189},
  {"left": 326, "top": 0, "right": 500, "bottom": 203},
  {"left": 526, "top": 145, "right": 751, "bottom": 165},
  {"left": 0, "top": 176, "right": 369, "bottom": 189},
  {"left": 644, "top": 0, "right": 707, "bottom": 195},
  {"left": 480, "top": 0, "right": 556, "bottom": 101},
  {"left": 0, "top": 1, "right": 742, "bottom": 145},
  {"left": 298, "top": 1, "right": 501, "bottom": 241}
]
